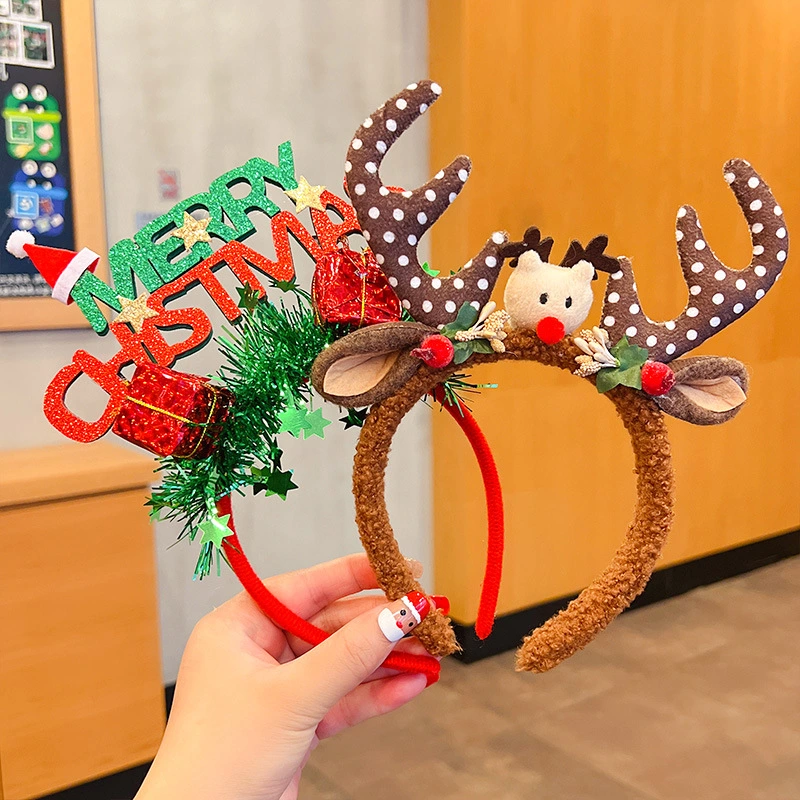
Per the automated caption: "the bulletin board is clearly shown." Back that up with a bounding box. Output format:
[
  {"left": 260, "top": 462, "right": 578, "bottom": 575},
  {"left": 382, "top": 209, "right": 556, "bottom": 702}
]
[{"left": 0, "top": 0, "right": 106, "bottom": 331}]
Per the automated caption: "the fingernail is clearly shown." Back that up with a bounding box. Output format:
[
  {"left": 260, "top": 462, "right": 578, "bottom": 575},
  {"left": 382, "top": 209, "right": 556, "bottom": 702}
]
[
  {"left": 378, "top": 591, "right": 431, "bottom": 642},
  {"left": 430, "top": 594, "right": 450, "bottom": 615},
  {"left": 405, "top": 558, "right": 424, "bottom": 579}
]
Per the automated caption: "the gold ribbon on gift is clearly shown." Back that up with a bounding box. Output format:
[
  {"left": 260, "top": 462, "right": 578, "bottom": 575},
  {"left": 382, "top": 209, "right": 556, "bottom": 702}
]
[{"left": 124, "top": 389, "right": 220, "bottom": 458}]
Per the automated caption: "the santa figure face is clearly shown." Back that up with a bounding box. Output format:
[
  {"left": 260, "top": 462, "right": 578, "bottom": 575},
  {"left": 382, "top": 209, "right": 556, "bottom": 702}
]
[
  {"left": 394, "top": 605, "right": 417, "bottom": 635},
  {"left": 377, "top": 591, "right": 431, "bottom": 642}
]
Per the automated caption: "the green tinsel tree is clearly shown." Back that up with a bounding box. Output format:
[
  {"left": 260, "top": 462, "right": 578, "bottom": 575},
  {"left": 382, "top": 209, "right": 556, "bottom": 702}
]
[{"left": 149, "top": 285, "right": 336, "bottom": 578}]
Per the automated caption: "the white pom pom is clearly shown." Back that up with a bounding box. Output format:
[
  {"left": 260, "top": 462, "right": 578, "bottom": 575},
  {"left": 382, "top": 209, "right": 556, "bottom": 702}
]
[{"left": 6, "top": 230, "right": 35, "bottom": 259}]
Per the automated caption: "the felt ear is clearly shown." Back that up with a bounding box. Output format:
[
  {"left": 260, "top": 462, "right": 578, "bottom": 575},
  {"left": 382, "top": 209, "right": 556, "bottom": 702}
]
[
  {"left": 518, "top": 249, "right": 545, "bottom": 269},
  {"left": 311, "top": 322, "right": 437, "bottom": 408},
  {"left": 654, "top": 356, "right": 749, "bottom": 425},
  {"left": 572, "top": 259, "right": 595, "bottom": 282}
]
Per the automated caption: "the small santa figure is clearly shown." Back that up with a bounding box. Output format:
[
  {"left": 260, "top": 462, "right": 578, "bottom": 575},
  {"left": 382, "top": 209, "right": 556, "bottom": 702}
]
[
  {"left": 5, "top": 229, "right": 100, "bottom": 304},
  {"left": 378, "top": 591, "right": 431, "bottom": 643}
]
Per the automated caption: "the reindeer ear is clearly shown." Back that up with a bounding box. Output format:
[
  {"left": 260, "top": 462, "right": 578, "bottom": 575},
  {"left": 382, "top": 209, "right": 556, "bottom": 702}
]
[
  {"left": 518, "top": 249, "right": 545, "bottom": 269},
  {"left": 311, "top": 322, "right": 435, "bottom": 408},
  {"left": 655, "top": 356, "right": 749, "bottom": 425},
  {"left": 572, "top": 259, "right": 595, "bottom": 282}
]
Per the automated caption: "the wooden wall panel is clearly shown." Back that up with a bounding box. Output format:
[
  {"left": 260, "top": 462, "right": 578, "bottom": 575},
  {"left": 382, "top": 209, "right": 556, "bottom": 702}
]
[
  {"left": 429, "top": 0, "right": 800, "bottom": 622},
  {"left": 0, "top": 444, "right": 163, "bottom": 799}
]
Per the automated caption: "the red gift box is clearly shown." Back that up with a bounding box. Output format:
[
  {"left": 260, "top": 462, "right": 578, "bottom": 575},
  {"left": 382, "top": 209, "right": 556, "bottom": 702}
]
[
  {"left": 312, "top": 245, "right": 401, "bottom": 327},
  {"left": 113, "top": 362, "right": 234, "bottom": 459}
]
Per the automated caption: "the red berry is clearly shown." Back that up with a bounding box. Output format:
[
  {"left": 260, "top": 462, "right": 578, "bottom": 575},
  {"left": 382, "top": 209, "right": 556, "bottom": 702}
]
[
  {"left": 641, "top": 360, "right": 676, "bottom": 396},
  {"left": 411, "top": 334, "right": 454, "bottom": 368},
  {"left": 536, "top": 316, "right": 566, "bottom": 345}
]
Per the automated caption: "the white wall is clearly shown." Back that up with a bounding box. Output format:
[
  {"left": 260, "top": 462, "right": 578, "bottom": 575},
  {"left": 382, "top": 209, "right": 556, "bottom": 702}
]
[{"left": 0, "top": 0, "right": 430, "bottom": 683}]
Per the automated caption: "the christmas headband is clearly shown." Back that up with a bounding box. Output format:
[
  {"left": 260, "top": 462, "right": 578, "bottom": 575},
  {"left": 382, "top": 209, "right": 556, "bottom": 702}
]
[{"left": 16, "top": 80, "right": 789, "bottom": 682}]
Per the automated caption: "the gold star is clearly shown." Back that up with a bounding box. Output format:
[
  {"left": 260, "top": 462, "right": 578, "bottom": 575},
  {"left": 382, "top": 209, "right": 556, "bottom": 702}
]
[
  {"left": 285, "top": 176, "right": 326, "bottom": 213},
  {"left": 114, "top": 292, "right": 159, "bottom": 333},
  {"left": 171, "top": 212, "right": 211, "bottom": 250}
]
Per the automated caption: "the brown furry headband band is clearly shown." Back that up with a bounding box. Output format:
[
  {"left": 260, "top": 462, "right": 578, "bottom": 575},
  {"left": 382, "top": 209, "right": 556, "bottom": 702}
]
[{"left": 312, "top": 80, "right": 788, "bottom": 669}]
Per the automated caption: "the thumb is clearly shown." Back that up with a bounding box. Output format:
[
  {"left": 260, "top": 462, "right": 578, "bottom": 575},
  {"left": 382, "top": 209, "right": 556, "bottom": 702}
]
[{"left": 288, "top": 592, "right": 433, "bottom": 718}]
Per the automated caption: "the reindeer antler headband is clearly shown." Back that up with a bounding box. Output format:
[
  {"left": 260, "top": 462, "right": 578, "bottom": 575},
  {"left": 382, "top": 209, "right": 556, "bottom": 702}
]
[
  {"left": 311, "top": 81, "right": 788, "bottom": 668},
  {"left": 20, "top": 80, "right": 788, "bottom": 682}
]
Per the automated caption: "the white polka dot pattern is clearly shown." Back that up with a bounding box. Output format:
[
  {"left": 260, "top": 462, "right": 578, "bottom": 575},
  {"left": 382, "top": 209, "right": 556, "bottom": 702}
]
[
  {"left": 600, "top": 160, "right": 788, "bottom": 363},
  {"left": 344, "top": 79, "right": 508, "bottom": 326}
]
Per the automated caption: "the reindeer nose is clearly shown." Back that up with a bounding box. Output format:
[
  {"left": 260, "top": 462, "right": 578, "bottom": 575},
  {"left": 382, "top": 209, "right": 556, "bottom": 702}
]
[{"left": 536, "top": 316, "right": 566, "bottom": 345}]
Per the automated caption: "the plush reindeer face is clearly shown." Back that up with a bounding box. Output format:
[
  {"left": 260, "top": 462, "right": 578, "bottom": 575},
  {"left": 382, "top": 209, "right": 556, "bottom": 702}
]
[
  {"left": 504, "top": 251, "right": 595, "bottom": 335},
  {"left": 309, "top": 79, "right": 789, "bottom": 673}
]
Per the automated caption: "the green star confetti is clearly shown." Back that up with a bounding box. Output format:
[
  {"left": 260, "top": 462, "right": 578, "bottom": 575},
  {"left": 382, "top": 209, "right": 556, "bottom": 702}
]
[
  {"left": 340, "top": 408, "right": 368, "bottom": 429},
  {"left": 236, "top": 285, "right": 261, "bottom": 311},
  {"left": 269, "top": 276, "right": 300, "bottom": 293},
  {"left": 253, "top": 468, "right": 298, "bottom": 500},
  {"left": 302, "top": 408, "right": 331, "bottom": 439},
  {"left": 198, "top": 513, "right": 232, "bottom": 548},
  {"left": 149, "top": 289, "right": 337, "bottom": 578},
  {"left": 278, "top": 403, "right": 311, "bottom": 437}
]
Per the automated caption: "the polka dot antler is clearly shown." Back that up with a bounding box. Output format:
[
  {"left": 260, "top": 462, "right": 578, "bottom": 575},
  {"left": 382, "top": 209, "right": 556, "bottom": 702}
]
[
  {"left": 602, "top": 159, "right": 788, "bottom": 362},
  {"left": 345, "top": 80, "right": 508, "bottom": 327},
  {"left": 313, "top": 83, "right": 791, "bottom": 670}
]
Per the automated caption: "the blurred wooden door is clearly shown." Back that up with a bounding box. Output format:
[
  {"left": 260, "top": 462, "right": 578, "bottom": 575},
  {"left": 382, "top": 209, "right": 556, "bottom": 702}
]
[{"left": 429, "top": 0, "right": 800, "bottom": 623}]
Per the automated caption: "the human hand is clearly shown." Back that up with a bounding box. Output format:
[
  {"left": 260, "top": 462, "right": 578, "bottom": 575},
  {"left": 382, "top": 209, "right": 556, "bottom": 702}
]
[{"left": 135, "top": 554, "right": 440, "bottom": 800}]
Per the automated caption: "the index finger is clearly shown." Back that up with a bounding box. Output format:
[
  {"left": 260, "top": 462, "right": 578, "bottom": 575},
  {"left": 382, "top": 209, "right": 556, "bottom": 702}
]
[
  {"left": 266, "top": 553, "right": 382, "bottom": 619},
  {"left": 220, "top": 552, "right": 382, "bottom": 638}
]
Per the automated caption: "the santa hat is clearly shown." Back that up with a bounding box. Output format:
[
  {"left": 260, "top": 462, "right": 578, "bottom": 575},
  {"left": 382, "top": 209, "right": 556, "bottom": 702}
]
[
  {"left": 6, "top": 230, "right": 100, "bottom": 305},
  {"left": 401, "top": 591, "right": 431, "bottom": 624}
]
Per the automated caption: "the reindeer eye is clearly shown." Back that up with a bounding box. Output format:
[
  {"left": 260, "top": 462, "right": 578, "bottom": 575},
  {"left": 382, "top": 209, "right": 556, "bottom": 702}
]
[
  {"left": 539, "top": 293, "right": 548, "bottom": 304},
  {"left": 565, "top": 296, "right": 573, "bottom": 309}
]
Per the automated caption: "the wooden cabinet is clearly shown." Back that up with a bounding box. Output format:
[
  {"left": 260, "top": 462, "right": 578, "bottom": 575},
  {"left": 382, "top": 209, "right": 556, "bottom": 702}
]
[
  {"left": 429, "top": 0, "right": 800, "bottom": 624},
  {"left": 0, "top": 442, "right": 164, "bottom": 800}
]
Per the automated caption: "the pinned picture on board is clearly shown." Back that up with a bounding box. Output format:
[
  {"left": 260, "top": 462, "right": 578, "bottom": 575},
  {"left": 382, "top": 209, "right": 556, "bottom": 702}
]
[
  {"left": 0, "top": 19, "right": 20, "bottom": 60},
  {"left": 21, "top": 22, "right": 52, "bottom": 67},
  {"left": 9, "top": 0, "right": 43, "bottom": 22}
]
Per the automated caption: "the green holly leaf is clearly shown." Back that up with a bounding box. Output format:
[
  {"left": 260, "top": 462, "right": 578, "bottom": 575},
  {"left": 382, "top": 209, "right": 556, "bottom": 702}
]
[
  {"left": 421, "top": 261, "right": 440, "bottom": 278},
  {"left": 441, "top": 302, "right": 481, "bottom": 338},
  {"left": 340, "top": 408, "right": 368, "bottom": 429},
  {"left": 452, "top": 341, "right": 473, "bottom": 365},
  {"left": 610, "top": 336, "right": 648, "bottom": 365},
  {"left": 198, "top": 513, "right": 231, "bottom": 548},
  {"left": 595, "top": 368, "right": 617, "bottom": 394},
  {"left": 303, "top": 408, "right": 331, "bottom": 439},
  {"left": 455, "top": 301, "right": 480, "bottom": 329},
  {"left": 470, "top": 339, "right": 495, "bottom": 354},
  {"left": 595, "top": 336, "right": 649, "bottom": 393},
  {"left": 236, "top": 285, "right": 261, "bottom": 311}
]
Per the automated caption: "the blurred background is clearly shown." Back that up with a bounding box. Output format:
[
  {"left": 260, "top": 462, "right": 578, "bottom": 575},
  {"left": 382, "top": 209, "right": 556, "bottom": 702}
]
[{"left": 0, "top": 1, "right": 798, "bottom": 798}]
